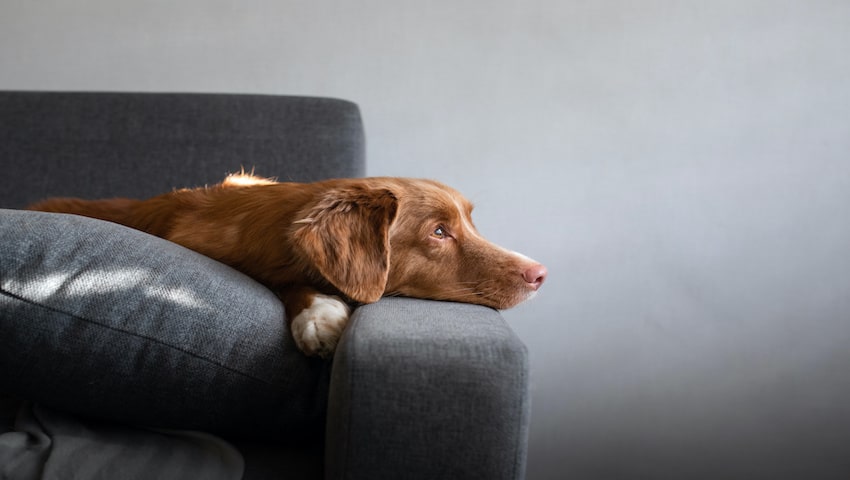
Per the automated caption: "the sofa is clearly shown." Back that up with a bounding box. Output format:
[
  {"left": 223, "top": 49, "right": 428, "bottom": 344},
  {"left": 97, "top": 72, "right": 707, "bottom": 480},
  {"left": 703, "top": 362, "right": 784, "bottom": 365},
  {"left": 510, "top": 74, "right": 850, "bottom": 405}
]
[{"left": 0, "top": 92, "right": 530, "bottom": 480}]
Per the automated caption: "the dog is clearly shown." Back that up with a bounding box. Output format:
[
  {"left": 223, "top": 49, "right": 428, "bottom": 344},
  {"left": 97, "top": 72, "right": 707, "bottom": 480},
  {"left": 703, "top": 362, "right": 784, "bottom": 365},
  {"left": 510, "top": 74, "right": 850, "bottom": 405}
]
[{"left": 29, "top": 174, "right": 547, "bottom": 357}]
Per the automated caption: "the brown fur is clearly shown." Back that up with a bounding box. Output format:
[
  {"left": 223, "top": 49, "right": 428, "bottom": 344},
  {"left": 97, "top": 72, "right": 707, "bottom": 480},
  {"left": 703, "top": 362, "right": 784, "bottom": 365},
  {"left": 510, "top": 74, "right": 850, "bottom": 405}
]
[{"left": 29, "top": 174, "right": 547, "bottom": 354}]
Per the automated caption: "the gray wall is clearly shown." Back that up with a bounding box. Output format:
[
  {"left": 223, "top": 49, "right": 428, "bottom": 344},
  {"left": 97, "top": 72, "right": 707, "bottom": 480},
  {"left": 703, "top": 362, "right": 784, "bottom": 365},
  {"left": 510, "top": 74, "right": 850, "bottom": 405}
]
[{"left": 3, "top": 1, "right": 849, "bottom": 478}]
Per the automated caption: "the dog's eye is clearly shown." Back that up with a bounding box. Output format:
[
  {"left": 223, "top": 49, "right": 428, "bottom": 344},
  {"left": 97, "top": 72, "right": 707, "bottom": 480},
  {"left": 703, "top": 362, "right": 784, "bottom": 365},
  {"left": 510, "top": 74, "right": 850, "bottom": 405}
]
[{"left": 432, "top": 226, "right": 446, "bottom": 239}]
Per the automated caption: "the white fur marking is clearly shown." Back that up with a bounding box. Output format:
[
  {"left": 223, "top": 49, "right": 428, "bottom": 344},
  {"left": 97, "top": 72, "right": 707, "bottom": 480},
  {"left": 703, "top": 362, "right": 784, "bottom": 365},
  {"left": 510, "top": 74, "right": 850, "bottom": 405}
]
[
  {"left": 509, "top": 249, "right": 535, "bottom": 263},
  {"left": 291, "top": 294, "right": 351, "bottom": 358},
  {"left": 222, "top": 172, "right": 277, "bottom": 186}
]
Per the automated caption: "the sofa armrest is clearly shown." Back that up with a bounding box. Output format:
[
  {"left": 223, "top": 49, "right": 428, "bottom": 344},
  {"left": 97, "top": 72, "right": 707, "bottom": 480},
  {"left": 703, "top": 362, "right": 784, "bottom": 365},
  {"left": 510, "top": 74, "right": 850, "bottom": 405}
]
[{"left": 325, "top": 297, "right": 530, "bottom": 480}]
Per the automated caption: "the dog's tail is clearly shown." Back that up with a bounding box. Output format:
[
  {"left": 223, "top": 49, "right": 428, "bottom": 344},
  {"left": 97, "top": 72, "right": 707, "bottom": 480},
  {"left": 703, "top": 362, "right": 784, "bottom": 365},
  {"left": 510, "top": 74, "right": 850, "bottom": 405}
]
[{"left": 28, "top": 197, "right": 142, "bottom": 228}]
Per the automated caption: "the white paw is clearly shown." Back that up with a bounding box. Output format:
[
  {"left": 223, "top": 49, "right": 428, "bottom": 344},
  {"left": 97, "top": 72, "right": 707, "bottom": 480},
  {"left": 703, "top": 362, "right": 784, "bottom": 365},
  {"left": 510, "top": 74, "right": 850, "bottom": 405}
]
[{"left": 290, "top": 294, "right": 351, "bottom": 358}]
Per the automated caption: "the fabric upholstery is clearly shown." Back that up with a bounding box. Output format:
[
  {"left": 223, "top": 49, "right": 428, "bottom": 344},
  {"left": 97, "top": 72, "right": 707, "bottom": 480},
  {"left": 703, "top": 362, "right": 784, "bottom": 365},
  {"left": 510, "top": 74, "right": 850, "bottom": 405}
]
[
  {"left": 0, "top": 209, "right": 329, "bottom": 440},
  {"left": 326, "top": 297, "right": 530, "bottom": 480},
  {"left": 1, "top": 402, "right": 243, "bottom": 480},
  {"left": 0, "top": 91, "right": 365, "bottom": 209},
  {"left": 0, "top": 91, "right": 531, "bottom": 480}
]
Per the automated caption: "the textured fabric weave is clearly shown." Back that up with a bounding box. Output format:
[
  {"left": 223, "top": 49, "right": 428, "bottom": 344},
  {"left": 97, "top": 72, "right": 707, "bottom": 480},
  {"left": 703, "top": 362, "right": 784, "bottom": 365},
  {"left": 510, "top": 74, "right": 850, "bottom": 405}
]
[
  {"left": 326, "top": 297, "right": 530, "bottom": 480},
  {"left": 0, "top": 91, "right": 365, "bottom": 209},
  {"left": 0, "top": 209, "right": 329, "bottom": 440},
  {"left": 0, "top": 91, "right": 531, "bottom": 479}
]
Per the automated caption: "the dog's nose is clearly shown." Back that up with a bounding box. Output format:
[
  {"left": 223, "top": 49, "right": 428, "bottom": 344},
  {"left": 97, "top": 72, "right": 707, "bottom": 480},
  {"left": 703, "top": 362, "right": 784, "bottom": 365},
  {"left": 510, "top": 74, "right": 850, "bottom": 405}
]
[{"left": 523, "top": 264, "right": 547, "bottom": 289}]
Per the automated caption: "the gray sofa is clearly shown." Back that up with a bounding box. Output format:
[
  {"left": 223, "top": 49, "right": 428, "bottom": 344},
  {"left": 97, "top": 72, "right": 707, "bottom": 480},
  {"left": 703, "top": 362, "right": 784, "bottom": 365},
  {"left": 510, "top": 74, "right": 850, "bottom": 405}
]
[{"left": 0, "top": 92, "right": 530, "bottom": 480}]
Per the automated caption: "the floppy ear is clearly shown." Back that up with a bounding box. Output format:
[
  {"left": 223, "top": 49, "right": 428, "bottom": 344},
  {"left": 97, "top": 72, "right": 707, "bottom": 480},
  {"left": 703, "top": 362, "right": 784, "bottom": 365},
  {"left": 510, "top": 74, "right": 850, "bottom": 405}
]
[{"left": 293, "top": 186, "right": 398, "bottom": 303}]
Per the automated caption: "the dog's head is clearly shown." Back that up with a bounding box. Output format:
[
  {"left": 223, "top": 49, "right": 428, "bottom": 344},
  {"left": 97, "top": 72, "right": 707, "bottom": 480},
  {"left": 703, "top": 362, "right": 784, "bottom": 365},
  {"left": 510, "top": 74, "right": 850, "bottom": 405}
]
[{"left": 293, "top": 178, "right": 546, "bottom": 308}]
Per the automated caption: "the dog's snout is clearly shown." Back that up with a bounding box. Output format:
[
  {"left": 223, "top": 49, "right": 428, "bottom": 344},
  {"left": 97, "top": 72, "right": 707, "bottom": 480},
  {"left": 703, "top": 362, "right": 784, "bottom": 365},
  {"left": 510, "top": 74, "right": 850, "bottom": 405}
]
[{"left": 522, "top": 263, "right": 547, "bottom": 289}]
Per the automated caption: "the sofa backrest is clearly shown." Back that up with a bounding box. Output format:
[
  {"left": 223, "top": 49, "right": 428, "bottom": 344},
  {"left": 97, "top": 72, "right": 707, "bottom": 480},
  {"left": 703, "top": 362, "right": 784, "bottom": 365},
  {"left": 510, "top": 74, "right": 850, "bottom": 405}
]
[{"left": 0, "top": 91, "right": 365, "bottom": 208}]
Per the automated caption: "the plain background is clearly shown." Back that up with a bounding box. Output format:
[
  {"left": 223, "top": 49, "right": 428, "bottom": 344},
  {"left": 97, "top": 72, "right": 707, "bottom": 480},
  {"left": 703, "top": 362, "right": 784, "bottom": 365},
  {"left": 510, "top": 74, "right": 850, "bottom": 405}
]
[{"left": 2, "top": 1, "right": 849, "bottom": 478}]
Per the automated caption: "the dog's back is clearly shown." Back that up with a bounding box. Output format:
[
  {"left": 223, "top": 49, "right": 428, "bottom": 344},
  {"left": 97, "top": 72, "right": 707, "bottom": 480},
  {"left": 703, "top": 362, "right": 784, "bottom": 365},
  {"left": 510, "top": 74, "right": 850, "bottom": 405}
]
[
  {"left": 30, "top": 197, "right": 142, "bottom": 227},
  {"left": 28, "top": 175, "right": 546, "bottom": 357}
]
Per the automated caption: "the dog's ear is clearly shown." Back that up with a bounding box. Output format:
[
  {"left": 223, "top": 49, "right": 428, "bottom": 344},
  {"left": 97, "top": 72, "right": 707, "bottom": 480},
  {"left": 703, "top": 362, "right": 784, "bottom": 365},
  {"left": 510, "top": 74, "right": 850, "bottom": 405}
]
[{"left": 293, "top": 186, "right": 398, "bottom": 303}]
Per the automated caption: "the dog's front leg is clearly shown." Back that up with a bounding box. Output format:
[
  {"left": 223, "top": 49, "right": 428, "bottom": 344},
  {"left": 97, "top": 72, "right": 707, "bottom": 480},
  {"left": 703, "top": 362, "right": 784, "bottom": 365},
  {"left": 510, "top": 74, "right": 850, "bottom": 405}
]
[{"left": 279, "top": 286, "right": 351, "bottom": 358}]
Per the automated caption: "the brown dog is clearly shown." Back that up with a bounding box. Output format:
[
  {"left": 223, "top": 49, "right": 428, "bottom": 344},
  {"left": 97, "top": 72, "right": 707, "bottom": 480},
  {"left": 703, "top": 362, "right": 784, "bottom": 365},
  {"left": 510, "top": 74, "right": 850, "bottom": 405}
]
[{"left": 30, "top": 174, "right": 547, "bottom": 357}]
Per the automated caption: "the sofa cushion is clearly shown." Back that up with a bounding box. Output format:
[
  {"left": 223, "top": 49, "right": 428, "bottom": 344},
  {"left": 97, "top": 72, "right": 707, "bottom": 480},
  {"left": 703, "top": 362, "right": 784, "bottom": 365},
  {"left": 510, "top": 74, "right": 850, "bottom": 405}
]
[
  {"left": 0, "top": 92, "right": 366, "bottom": 209},
  {"left": 0, "top": 209, "right": 330, "bottom": 441}
]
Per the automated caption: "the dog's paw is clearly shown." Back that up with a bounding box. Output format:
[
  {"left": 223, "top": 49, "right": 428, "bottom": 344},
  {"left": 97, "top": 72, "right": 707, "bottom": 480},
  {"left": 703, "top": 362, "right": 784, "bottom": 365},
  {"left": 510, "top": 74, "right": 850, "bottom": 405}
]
[{"left": 290, "top": 293, "right": 351, "bottom": 358}]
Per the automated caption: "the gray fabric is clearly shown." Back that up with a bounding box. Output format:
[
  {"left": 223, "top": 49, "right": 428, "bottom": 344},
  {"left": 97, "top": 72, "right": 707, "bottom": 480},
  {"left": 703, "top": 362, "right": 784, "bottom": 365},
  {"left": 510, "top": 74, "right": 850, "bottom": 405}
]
[
  {"left": 0, "top": 91, "right": 532, "bottom": 479},
  {"left": 0, "top": 401, "right": 243, "bottom": 480},
  {"left": 0, "top": 209, "right": 330, "bottom": 439},
  {"left": 235, "top": 442, "right": 323, "bottom": 480},
  {"left": 0, "top": 404, "right": 244, "bottom": 480},
  {"left": 0, "top": 91, "right": 365, "bottom": 209},
  {"left": 326, "top": 297, "right": 530, "bottom": 480}
]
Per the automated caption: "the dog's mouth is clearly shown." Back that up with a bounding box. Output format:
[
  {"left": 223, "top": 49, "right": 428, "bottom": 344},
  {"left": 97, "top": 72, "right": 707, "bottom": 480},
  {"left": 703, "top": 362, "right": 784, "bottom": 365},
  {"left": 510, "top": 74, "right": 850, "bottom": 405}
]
[
  {"left": 476, "top": 284, "right": 541, "bottom": 310},
  {"left": 383, "top": 278, "right": 542, "bottom": 310},
  {"left": 430, "top": 274, "right": 544, "bottom": 310},
  {"left": 484, "top": 262, "right": 547, "bottom": 310}
]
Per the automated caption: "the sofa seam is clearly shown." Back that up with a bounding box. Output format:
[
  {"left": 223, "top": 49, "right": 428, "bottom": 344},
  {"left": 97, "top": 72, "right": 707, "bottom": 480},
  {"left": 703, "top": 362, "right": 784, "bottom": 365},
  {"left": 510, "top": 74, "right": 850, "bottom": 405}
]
[{"left": 335, "top": 306, "right": 358, "bottom": 480}]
